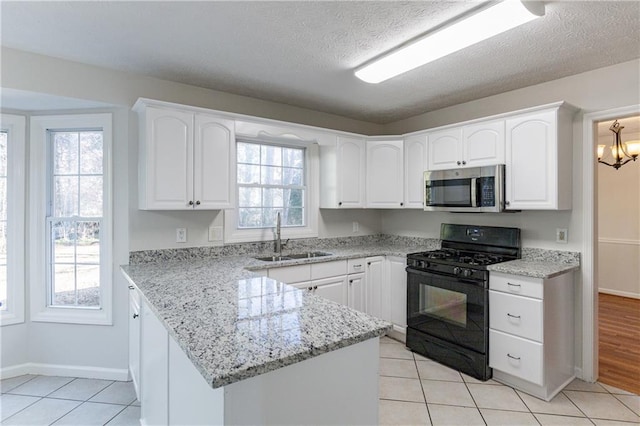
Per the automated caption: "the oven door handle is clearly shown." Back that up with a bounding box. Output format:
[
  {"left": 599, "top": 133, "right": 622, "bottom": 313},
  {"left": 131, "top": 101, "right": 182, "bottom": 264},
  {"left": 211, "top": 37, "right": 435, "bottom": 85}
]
[
  {"left": 406, "top": 267, "right": 484, "bottom": 286},
  {"left": 471, "top": 177, "right": 478, "bottom": 207}
]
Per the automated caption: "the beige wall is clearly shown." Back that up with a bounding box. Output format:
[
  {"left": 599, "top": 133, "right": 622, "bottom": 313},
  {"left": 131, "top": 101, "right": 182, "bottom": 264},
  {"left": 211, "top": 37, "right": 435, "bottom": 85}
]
[{"left": 597, "top": 123, "right": 640, "bottom": 298}]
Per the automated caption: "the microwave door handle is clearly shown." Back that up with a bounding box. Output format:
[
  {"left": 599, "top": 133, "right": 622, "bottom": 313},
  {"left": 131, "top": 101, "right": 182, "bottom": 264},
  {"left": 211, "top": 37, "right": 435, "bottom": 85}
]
[{"left": 470, "top": 177, "right": 478, "bottom": 207}]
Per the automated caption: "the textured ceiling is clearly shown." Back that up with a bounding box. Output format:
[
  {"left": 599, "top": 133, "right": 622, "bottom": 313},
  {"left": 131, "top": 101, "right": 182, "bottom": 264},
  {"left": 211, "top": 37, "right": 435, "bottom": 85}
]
[{"left": 1, "top": 1, "right": 639, "bottom": 124}]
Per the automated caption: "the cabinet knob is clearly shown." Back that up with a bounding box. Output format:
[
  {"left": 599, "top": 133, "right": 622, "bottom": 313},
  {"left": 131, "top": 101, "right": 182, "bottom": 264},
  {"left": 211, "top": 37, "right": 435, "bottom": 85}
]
[
  {"left": 307, "top": 287, "right": 313, "bottom": 291},
  {"left": 400, "top": 202, "right": 404, "bottom": 206},
  {"left": 462, "top": 161, "right": 466, "bottom": 165},
  {"left": 505, "top": 201, "right": 510, "bottom": 206},
  {"left": 128, "top": 285, "right": 134, "bottom": 290},
  {"left": 367, "top": 262, "right": 371, "bottom": 266},
  {"left": 132, "top": 313, "right": 139, "bottom": 319},
  {"left": 457, "top": 161, "right": 461, "bottom": 165},
  {"left": 338, "top": 202, "right": 343, "bottom": 206},
  {"left": 349, "top": 280, "right": 353, "bottom": 284},
  {"left": 188, "top": 201, "right": 194, "bottom": 206},
  {"left": 313, "top": 286, "right": 318, "bottom": 290},
  {"left": 195, "top": 200, "right": 201, "bottom": 206}
]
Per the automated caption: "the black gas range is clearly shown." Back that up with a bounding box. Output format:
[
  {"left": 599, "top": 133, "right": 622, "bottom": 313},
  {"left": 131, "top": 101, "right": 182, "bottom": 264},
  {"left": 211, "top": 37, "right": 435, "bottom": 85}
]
[{"left": 405, "top": 224, "right": 521, "bottom": 380}]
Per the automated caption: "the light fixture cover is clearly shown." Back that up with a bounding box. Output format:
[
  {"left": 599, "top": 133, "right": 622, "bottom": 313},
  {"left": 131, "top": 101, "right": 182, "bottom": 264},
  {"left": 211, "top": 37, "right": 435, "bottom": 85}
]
[{"left": 355, "top": 0, "right": 545, "bottom": 84}]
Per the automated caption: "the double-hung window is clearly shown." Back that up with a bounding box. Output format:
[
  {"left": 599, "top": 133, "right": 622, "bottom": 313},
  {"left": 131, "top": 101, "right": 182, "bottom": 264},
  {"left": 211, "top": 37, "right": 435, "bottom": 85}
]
[
  {"left": 0, "top": 114, "right": 26, "bottom": 326},
  {"left": 226, "top": 138, "right": 318, "bottom": 243},
  {"left": 30, "top": 114, "right": 112, "bottom": 325}
]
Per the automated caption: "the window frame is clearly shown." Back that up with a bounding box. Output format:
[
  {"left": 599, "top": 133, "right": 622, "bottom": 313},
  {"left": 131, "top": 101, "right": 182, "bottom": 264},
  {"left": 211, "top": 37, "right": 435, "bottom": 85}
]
[
  {"left": 225, "top": 139, "right": 319, "bottom": 244},
  {"left": 0, "top": 114, "right": 26, "bottom": 326},
  {"left": 29, "top": 114, "right": 113, "bottom": 325}
]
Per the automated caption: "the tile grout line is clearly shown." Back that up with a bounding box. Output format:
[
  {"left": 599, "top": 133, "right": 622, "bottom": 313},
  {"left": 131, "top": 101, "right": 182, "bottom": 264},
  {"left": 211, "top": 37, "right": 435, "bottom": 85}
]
[
  {"left": 101, "top": 404, "right": 129, "bottom": 426},
  {"left": 1, "top": 396, "right": 43, "bottom": 423},
  {"left": 413, "top": 352, "right": 433, "bottom": 426}
]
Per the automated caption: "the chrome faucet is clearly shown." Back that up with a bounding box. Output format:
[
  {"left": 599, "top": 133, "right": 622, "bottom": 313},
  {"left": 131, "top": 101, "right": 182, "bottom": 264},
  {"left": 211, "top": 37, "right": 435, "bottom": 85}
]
[{"left": 274, "top": 212, "right": 285, "bottom": 255}]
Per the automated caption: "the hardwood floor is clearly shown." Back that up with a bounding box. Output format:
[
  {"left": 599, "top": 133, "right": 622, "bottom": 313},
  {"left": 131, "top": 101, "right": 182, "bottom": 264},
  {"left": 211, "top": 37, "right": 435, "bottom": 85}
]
[{"left": 598, "top": 293, "right": 640, "bottom": 395}]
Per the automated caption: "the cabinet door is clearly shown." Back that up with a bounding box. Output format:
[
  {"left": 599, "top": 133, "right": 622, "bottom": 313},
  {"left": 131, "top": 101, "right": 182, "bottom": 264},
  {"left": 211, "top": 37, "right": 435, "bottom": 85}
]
[
  {"left": 366, "top": 140, "right": 404, "bottom": 208},
  {"left": 312, "top": 276, "right": 348, "bottom": 305},
  {"left": 348, "top": 273, "right": 366, "bottom": 313},
  {"left": 366, "top": 256, "right": 385, "bottom": 319},
  {"left": 140, "top": 302, "right": 169, "bottom": 426},
  {"left": 404, "top": 135, "right": 428, "bottom": 208},
  {"left": 193, "top": 115, "right": 235, "bottom": 209},
  {"left": 463, "top": 120, "right": 505, "bottom": 167},
  {"left": 143, "top": 107, "right": 194, "bottom": 209},
  {"left": 427, "top": 128, "right": 463, "bottom": 170},
  {"left": 505, "top": 110, "right": 557, "bottom": 209},
  {"left": 387, "top": 257, "right": 407, "bottom": 331},
  {"left": 128, "top": 289, "right": 141, "bottom": 399},
  {"left": 336, "top": 137, "right": 366, "bottom": 208}
]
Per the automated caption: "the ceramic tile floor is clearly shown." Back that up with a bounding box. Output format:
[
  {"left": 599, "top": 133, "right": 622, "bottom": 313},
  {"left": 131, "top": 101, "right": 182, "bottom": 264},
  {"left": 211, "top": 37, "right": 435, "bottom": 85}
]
[
  {"left": 378, "top": 336, "right": 640, "bottom": 426},
  {"left": 0, "top": 375, "right": 140, "bottom": 425},
  {"left": 1, "top": 339, "right": 639, "bottom": 425}
]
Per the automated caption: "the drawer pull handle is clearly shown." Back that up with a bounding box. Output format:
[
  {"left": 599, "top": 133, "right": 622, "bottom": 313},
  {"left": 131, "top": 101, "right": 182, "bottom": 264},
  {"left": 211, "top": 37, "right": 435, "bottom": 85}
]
[
  {"left": 507, "top": 353, "right": 521, "bottom": 361},
  {"left": 507, "top": 282, "right": 521, "bottom": 288},
  {"left": 507, "top": 313, "right": 521, "bottom": 319},
  {"left": 128, "top": 285, "right": 135, "bottom": 290}
]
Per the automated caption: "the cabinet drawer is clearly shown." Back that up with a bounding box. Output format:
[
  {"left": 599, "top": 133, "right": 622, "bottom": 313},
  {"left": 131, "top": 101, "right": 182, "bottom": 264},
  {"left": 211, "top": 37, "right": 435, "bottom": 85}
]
[
  {"left": 347, "top": 258, "right": 366, "bottom": 274},
  {"left": 489, "top": 291, "right": 543, "bottom": 342},
  {"left": 311, "top": 260, "right": 347, "bottom": 280},
  {"left": 490, "top": 272, "right": 543, "bottom": 299},
  {"left": 268, "top": 265, "right": 311, "bottom": 284},
  {"left": 489, "top": 329, "right": 543, "bottom": 385}
]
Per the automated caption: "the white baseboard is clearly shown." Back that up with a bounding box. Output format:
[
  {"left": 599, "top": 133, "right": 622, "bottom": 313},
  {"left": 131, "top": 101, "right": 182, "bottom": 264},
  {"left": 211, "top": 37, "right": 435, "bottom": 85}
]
[
  {"left": 598, "top": 288, "right": 640, "bottom": 300},
  {"left": 0, "top": 362, "right": 129, "bottom": 381}
]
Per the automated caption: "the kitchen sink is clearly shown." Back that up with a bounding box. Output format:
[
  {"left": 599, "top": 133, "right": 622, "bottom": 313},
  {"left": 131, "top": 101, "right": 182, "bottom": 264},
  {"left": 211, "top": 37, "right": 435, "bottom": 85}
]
[
  {"left": 285, "top": 251, "right": 332, "bottom": 259},
  {"left": 254, "top": 252, "right": 332, "bottom": 262},
  {"left": 255, "top": 255, "right": 292, "bottom": 262}
]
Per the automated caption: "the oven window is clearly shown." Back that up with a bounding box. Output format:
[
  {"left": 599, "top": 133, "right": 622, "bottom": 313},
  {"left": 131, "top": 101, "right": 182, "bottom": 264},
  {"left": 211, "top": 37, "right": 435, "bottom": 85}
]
[
  {"left": 420, "top": 285, "right": 467, "bottom": 327},
  {"left": 426, "top": 179, "right": 470, "bottom": 206}
]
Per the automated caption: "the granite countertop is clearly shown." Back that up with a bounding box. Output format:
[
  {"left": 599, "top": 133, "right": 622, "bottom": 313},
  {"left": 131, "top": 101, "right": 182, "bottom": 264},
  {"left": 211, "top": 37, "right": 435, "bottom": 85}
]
[
  {"left": 487, "top": 259, "right": 579, "bottom": 279},
  {"left": 121, "top": 242, "right": 433, "bottom": 390}
]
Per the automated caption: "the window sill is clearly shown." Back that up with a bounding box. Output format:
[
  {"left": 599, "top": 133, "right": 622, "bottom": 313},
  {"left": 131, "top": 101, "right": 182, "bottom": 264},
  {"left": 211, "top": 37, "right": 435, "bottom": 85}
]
[
  {"left": 31, "top": 307, "right": 112, "bottom": 326},
  {"left": 1, "top": 311, "right": 25, "bottom": 326}
]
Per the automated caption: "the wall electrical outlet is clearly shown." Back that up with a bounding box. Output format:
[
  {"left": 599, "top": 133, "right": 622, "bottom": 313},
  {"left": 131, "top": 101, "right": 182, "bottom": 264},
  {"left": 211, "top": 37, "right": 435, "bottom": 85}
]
[
  {"left": 208, "top": 226, "right": 223, "bottom": 242},
  {"left": 556, "top": 228, "right": 568, "bottom": 244},
  {"left": 352, "top": 221, "right": 359, "bottom": 233},
  {"left": 176, "top": 228, "right": 187, "bottom": 243}
]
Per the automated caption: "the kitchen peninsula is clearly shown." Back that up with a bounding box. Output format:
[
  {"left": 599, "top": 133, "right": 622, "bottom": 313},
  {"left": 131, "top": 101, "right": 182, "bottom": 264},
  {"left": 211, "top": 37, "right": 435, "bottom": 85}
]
[{"left": 121, "top": 252, "right": 393, "bottom": 426}]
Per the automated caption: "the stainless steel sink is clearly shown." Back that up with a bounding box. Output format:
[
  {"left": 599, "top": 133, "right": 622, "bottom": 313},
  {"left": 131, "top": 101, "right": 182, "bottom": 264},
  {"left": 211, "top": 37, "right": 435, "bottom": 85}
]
[
  {"left": 255, "top": 255, "right": 292, "bottom": 262},
  {"left": 286, "top": 251, "right": 332, "bottom": 259},
  {"left": 254, "top": 252, "right": 332, "bottom": 261}
]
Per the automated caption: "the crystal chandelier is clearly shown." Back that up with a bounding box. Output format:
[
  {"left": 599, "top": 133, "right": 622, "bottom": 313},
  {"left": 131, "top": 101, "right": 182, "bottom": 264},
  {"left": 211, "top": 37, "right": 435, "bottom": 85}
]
[{"left": 597, "top": 120, "right": 640, "bottom": 170}]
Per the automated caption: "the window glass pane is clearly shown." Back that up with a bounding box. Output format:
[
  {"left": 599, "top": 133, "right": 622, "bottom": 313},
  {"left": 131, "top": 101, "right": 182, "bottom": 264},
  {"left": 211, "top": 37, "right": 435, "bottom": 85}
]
[
  {"left": 262, "top": 188, "right": 283, "bottom": 207},
  {"left": 283, "top": 168, "right": 303, "bottom": 186},
  {"left": 238, "top": 187, "right": 261, "bottom": 208},
  {"left": 54, "top": 176, "right": 79, "bottom": 217},
  {"left": 52, "top": 263, "right": 76, "bottom": 306},
  {"left": 237, "top": 143, "right": 261, "bottom": 165},
  {"left": 52, "top": 221, "right": 76, "bottom": 264},
  {"left": 238, "top": 208, "right": 262, "bottom": 228},
  {"left": 0, "top": 177, "right": 7, "bottom": 222},
  {"left": 77, "top": 221, "right": 100, "bottom": 254},
  {"left": 261, "top": 166, "right": 282, "bottom": 185},
  {"left": 261, "top": 145, "right": 282, "bottom": 166},
  {"left": 79, "top": 176, "right": 103, "bottom": 217},
  {"left": 79, "top": 132, "right": 103, "bottom": 174},
  {"left": 237, "top": 164, "right": 260, "bottom": 184},
  {"left": 262, "top": 208, "right": 279, "bottom": 228},
  {"left": 284, "top": 208, "right": 304, "bottom": 226},
  {"left": 283, "top": 148, "right": 303, "bottom": 168},
  {"left": 75, "top": 265, "right": 100, "bottom": 307},
  {"left": 284, "top": 189, "right": 304, "bottom": 208},
  {"left": 53, "top": 132, "right": 79, "bottom": 175}
]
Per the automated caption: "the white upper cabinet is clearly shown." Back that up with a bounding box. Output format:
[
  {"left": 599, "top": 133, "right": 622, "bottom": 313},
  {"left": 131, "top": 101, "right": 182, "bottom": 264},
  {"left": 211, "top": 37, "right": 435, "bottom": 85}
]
[
  {"left": 427, "top": 121, "right": 505, "bottom": 171},
  {"left": 320, "top": 136, "right": 366, "bottom": 208},
  {"left": 366, "top": 139, "right": 404, "bottom": 208},
  {"left": 505, "top": 105, "right": 574, "bottom": 210},
  {"left": 403, "top": 134, "right": 428, "bottom": 209},
  {"left": 463, "top": 120, "right": 505, "bottom": 167},
  {"left": 136, "top": 104, "right": 235, "bottom": 210},
  {"left": 427, "top": 128, "right": 463, "bottom": 170}
]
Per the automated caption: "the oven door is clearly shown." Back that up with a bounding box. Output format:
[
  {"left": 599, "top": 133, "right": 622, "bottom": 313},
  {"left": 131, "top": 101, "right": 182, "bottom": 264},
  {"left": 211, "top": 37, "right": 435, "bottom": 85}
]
[{"left": 406, "top": 268, "right": 488, "bottom": 354}]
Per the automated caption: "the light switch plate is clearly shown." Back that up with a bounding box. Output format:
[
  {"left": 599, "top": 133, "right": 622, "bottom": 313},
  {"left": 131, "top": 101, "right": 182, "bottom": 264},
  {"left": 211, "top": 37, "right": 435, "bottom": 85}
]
[{"left": 556, "top": 228, "right": 568, "bottom": 244}]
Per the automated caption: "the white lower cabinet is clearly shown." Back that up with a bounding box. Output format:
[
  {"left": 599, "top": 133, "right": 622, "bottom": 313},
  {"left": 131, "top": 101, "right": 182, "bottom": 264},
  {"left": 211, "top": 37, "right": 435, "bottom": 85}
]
[
  {"left": 347, "top": 273, "right": 366, "bottom": 312},
  {"left": 387, "top": 256, "right": 407, "bottom": 334},
  {"left": 140, "top": 301, "right": 169, "bottom": 426},
  {"left": 128, "top": 286, "right": 141, "bottom": 400},
  {"left": 270, "top": 260, "right": 348, "bottom": 305},
  {"left": 489, "top": 271, "right": 575, "bottom": 401},
  {"left": 365, "top": 256, "right": 385, "bottom": 319}
]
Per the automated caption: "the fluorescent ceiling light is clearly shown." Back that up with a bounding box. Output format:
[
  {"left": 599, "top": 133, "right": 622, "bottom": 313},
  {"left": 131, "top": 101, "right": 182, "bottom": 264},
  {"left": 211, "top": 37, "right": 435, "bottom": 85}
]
[{"left": 355, "top": 0, "right": 545, "bottom": 84}]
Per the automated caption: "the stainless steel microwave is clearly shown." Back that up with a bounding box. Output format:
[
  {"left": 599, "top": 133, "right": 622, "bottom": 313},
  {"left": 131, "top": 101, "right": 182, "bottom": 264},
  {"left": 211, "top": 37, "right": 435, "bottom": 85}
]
[{"left": 424, "top": 164, "right": 505, "bottom": 212}]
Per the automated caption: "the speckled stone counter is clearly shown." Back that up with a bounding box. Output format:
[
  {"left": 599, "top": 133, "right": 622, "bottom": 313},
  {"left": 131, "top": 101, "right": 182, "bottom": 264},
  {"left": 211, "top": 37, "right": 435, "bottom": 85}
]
[
  {"left": 488, "top": 248, "right": 580, "bottom": 279},
  {"left": 122, "top": 256, "right": 396, "bottom": 390}
]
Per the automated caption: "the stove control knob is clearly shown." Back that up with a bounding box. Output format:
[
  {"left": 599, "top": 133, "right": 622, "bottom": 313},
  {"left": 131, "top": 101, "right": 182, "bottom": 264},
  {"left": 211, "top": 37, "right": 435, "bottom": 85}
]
[
  {"left": 462, "top": 269, "right": 473, "bottom": 278},
  {"left": 453, "top": 267, "right": 461, "bottom": 275}
]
